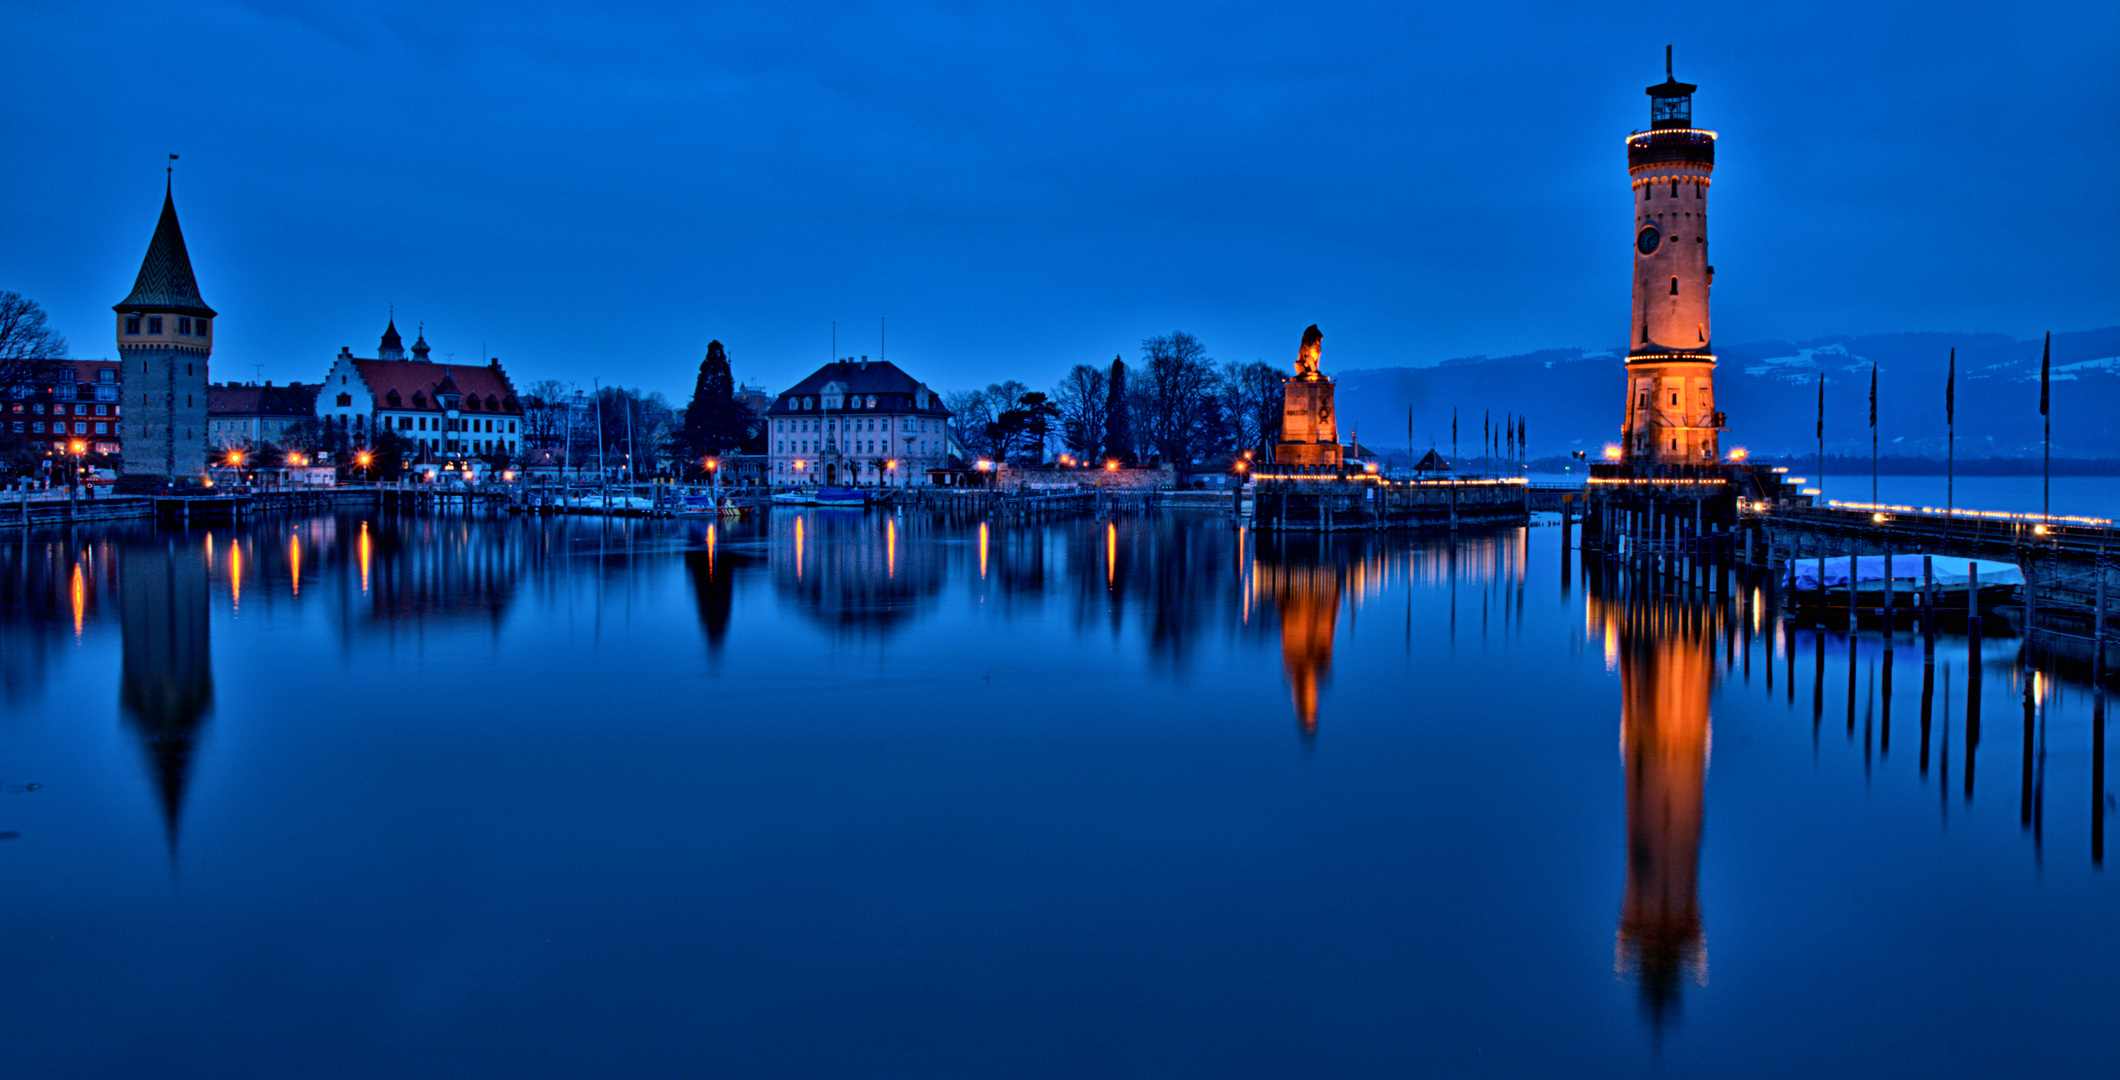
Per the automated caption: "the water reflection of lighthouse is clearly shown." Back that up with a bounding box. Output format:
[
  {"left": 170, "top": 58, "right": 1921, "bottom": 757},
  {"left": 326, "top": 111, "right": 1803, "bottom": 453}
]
[{"left": 1600, "top": 592, "right": 1711, "bottom": 1028}]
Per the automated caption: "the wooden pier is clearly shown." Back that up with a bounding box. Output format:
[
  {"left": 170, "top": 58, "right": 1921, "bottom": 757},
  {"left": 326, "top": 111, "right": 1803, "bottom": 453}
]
[{"left": 1576, "top": 467, "right": 2116, "bottom": 684}]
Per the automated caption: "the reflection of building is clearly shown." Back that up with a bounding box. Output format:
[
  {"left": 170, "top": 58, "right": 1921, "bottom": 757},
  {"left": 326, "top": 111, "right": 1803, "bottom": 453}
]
[
  {"left": 1597, "top": 590, "right": 1711, "bottom": 1028},
  {"left": 770, "top": 511, "right": 945, "bottom": 635},
  {"left": 118, "top": 533, "right": 214, "bottom": 854}
]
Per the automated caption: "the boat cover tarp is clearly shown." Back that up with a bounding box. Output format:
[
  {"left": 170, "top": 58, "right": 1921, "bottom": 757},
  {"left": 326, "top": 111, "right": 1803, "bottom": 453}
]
[{"left": 1783, "top": 554, "right": 2023, "bottom": 591}]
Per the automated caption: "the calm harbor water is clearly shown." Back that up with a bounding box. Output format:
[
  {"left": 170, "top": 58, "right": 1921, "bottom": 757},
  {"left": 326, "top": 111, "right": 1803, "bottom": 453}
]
[{"left": 1, "top": 505, "right": 2113, "bottom": 1077}]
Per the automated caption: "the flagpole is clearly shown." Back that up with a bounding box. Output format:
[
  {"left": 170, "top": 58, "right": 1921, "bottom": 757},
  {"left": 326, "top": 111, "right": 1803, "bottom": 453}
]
[
  {"left": 2041, "top": 331, "right": 2051, "bottom": 519},
  {"left": 1945, "top": 347, "right": 1955, "bottom": 516},
  {"left": 1870, "top": 362, "right": 1879, "bottom": 505},
  {"left": 1815, "top": 371, "right": 1825, "bottom": 503}
]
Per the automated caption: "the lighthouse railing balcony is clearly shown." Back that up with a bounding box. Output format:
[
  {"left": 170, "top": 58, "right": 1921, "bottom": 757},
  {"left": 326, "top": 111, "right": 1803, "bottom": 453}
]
[{"left": 1626, "top": 128, "right": 1716, "bottom": 167}]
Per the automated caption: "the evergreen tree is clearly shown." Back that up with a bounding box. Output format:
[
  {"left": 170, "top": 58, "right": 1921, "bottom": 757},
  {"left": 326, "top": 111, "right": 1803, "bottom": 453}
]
[
  {"left": 1103, "top": 355, "right": 1135, "bottom": 466},
  {"left": 680, "top": 341, "right": 755, "bottom": 462}
]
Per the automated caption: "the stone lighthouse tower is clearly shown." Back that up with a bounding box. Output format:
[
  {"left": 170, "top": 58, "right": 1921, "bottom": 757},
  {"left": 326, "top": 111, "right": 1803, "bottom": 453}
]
[
  {"left": 114, "top": 175, "right": 213, "bottom": 492},
  {"left": 1621, "top": 49, "right": 1722, "bottom": 465}
]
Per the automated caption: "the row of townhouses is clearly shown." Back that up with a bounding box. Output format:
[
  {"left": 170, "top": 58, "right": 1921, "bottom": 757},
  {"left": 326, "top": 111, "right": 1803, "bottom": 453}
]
[{"left": 9, "top": 182, "right": 963, "bottom": 488}]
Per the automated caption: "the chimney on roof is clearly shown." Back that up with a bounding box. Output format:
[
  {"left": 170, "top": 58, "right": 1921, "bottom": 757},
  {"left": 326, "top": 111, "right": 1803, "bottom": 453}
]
[{"left": 860, "top": 355, "right": 868, "bottom": 370}]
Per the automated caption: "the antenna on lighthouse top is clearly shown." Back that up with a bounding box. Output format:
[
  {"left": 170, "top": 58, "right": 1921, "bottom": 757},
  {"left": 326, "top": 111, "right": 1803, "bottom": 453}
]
[{"left": 1666, "top": 45, "right": 1673, "bottom": 77}]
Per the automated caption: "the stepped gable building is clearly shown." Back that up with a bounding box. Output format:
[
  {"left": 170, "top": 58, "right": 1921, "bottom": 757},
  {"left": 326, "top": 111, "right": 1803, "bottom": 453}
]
[
  {"left": 765, "top": 357, "right": 953, "bottom": 486},
  {"left": 113, "top": 178, "right": 214, "bottom": 492},
  {"left": 314, "top": 319, "right": 525, "bottom": 460},
  {"left": 208, "top": 381, "right": 319, "bottom": 450},
  {"left": 1620, "top": 49, "right": 1725, "bottom": 465}
]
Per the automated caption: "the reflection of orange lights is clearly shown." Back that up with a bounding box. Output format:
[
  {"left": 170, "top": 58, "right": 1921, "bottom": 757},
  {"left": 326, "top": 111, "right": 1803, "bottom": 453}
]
[
  {"left": 289, "top": 533, "right": 302, "bottom": 596},
  {"left": 358, "top": 520, "right": 371, "bottom": 593},
  {"left": 229, "top": 539, "right": 243, "bottom": 611},
  {"left": 887, "top": 517, "right": 897, "bottom": 579},
  {"left": 71, "top": 563, "right": 85, "bottom": 637},
  {"left": 1105, "top": 521, "right": 1116, "bottom": 589},
  {"left": 978, "top": 521, "right": 989, "bottom": 580},
  {"left": 794, "top": 515, "right": 805, "bottom": 580}
]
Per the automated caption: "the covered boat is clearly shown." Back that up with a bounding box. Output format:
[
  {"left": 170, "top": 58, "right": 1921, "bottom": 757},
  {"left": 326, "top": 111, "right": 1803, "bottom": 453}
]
[
  {"left": 812, "top": 487, "right": 869, "bottom": 508},
  {"left": 1783, "top": 554, "right": 2022, "bottom": 613}
]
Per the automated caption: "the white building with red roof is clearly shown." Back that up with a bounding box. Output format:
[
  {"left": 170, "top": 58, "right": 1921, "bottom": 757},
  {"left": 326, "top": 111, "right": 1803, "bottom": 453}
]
[{"left": 314, "top": 319, "right": 525, "bottom": 460}]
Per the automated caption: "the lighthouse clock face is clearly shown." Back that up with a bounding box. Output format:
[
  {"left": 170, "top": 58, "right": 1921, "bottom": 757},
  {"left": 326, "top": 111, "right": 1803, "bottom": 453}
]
[{"left": 1636, "top": 225, "right": 1661, "bottom": 255}]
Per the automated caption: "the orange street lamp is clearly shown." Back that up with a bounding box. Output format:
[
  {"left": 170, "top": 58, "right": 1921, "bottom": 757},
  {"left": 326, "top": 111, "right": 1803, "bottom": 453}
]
[
  {"left": 1727, "top": 447, "right": 1749, "bottom": 462},
  {"left": 1602, "top": 445, "right": 1623, "bottom": 461},
  {"left": 1233, "top": 461, "right": 1248, "bottom": 474},
  {"left": 1104, "top": 460, "right": 1119, "bottom": 472}
]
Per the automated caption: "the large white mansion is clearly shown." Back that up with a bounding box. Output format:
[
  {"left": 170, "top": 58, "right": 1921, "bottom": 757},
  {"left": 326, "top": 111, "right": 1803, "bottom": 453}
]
[{"left": 765, "top": 358, "right": 956, "bottom": 486}]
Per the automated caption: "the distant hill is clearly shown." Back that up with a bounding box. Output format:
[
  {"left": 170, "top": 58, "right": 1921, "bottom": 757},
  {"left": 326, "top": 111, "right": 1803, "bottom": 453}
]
[{"left": 1335, "top": 326, "right": 2120, "bottom": 463}]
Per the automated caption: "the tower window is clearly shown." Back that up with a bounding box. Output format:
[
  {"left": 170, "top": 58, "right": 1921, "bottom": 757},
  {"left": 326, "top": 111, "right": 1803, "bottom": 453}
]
[
  {"left": 125, "top": 317, "right": 140, "bottom": 335},
  {"left": 178, "top": 317, "right": 191, "bottom": 334},
  {"left": 1671, "top": 393, "right": 1680, "bottom": 405},
  {"left": 147, "top": 317, "right": 162, "bottom": 334},
  {"left": 1670, "top": 277, "right": 1679, "bottom": 295}
]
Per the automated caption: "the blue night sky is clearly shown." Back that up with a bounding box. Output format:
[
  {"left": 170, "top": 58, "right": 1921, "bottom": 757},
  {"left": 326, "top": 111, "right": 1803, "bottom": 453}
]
[{"left": 4, "top": 1, "right": 2114, "bottom": 402}]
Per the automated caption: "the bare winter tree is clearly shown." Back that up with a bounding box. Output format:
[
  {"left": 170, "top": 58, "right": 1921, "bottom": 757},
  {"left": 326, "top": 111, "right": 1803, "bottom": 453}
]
[
  {"left": 1051, "top": 364, "right": 1109, "bottom": 460},
  {"left": 522, "top": 379, "right": 573, "bottom": 450},
  {"left": 946, "top": 381, "right": 1028, "bottom": 462},
  {"left": 1139, "top": 331, "right": 1220, "bottom": 464},
  {"left": 0, "top": 291, "right": 69, "bottom": 392},
  {"left": 944, "top": 389, "right": 995, "bottom": 458},
  {"left": 1220, "top": 361, "right": 1284, "bottom": 456}
]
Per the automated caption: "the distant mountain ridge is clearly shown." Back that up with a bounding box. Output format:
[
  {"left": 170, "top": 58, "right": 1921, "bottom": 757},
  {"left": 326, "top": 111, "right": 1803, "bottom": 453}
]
[{"left": 1333, "top": 326, "right": 2120, "bottom": 461}]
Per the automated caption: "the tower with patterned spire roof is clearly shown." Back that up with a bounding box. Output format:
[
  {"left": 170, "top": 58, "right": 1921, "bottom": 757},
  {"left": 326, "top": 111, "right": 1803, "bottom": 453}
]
[{"left": 113, "top": 176, "right": 214, "bottom": 492}]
